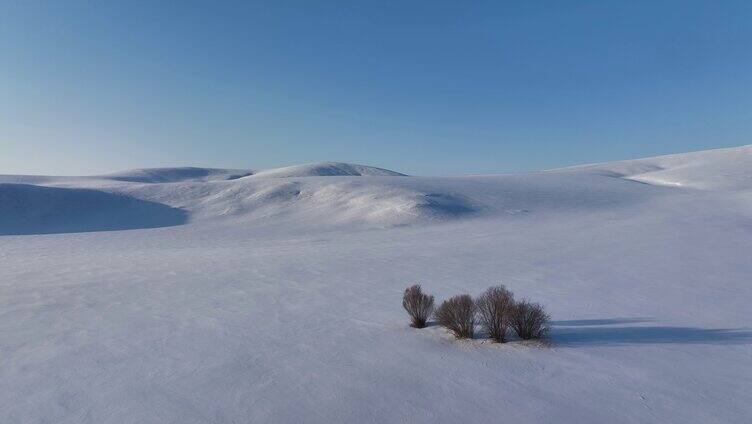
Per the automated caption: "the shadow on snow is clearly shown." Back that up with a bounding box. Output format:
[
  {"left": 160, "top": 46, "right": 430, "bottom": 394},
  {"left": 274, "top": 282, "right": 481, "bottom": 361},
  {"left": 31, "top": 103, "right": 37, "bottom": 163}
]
[{"left": 551, "top": 318, "right": 752, "bottom": 346}]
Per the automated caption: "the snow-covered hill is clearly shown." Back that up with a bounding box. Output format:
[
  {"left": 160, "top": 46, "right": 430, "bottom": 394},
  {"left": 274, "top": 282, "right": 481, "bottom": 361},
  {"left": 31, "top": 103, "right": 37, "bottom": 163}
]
[
  {"left": 1, "top": 147, "right": 751, "bottom": 423},
  {"left": 0, "top": 154, "right": 702, "bottom": 232},
  {"left": 97, "top": 162, "right": 404, "bottom": 184},
  {"left": 563, "top": 144, "right": 752, "bottom": 190},
  {"left": 247, "top": 161, "right": 406, "bottom": 178}
]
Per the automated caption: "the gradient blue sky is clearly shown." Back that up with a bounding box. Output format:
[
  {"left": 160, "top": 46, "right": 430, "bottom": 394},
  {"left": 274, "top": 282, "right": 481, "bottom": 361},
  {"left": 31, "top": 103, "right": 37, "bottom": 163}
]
[{"left": 1, "top": 1, "right": 750, "bottom": 175}]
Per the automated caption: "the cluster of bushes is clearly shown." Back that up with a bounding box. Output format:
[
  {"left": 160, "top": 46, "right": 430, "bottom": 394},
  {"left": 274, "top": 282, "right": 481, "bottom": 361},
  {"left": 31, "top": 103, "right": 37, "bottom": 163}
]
[{"left": 402, "top": 284, "right": 549, "bottom": 342}]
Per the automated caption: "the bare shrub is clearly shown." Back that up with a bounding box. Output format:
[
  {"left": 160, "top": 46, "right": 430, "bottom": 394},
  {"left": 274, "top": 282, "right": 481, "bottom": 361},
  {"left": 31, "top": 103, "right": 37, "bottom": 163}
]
[
  {"left": 476, "top": 285, "right": 515, "bottom": 342},
  {"left": 434, "top": 294, "right": 475, "bottom": 339},
  {"left": 510, "top": 300, "right": 550, "bottom": 340},
  {"left": 402, "top": 284, "right": 435, "bottom": 328}
]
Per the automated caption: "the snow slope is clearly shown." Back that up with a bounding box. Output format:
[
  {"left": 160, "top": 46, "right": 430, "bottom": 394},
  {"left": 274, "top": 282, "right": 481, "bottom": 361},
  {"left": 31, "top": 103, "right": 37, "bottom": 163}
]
[
  {"left": 563, "top": 144, "right": 752, "bottom": 190},
  {"left": 1, "top": 147, "right": 751, "bottom": 423},
  {"left": 0, "top": 184, "right": 187, "bottom": 235}
]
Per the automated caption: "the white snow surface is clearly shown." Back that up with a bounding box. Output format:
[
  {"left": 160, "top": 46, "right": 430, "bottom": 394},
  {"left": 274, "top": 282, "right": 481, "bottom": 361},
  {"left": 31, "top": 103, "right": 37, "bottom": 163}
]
[{"left": 1, "top": 148, "right": 751, "bottom": 423}]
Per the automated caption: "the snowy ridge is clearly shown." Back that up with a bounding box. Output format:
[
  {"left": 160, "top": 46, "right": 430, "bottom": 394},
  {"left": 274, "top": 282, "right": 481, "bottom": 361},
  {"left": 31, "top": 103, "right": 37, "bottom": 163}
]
[
  {"left": 114, "top": 176, "right": 477, "bottom": 228},
  {"left": 101, "top": 167, "right": 253, "bottom": 183},
  {"left": 100, "top": 162, "right": 405, "bottom": 184},
  {"left": 247, "top": 162, "right": 406, "bottom": 178}
]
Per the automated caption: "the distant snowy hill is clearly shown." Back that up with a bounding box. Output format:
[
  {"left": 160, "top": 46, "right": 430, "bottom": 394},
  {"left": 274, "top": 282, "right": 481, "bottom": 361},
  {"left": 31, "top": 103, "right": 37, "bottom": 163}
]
[
  {"left": 561, "top": 144, "right": 752, "bottom": 190},
  {"left": 2, "top": 148, "right": 751, "bottom": 233},
  {"left": 102, "top": 167, "right": 253, "bottom": 183},
  {"left": 99, "top": 162, "right": 404, "bottom": 184},
  {"left": 248, "top": 162, "right": 406, "bottom": 178}
]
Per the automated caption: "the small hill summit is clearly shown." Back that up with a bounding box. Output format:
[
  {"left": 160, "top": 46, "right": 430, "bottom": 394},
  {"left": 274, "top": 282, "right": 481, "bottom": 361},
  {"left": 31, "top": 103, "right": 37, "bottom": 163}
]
[{"left": 247, "top": 162, "right": 406, "bottom": 179}]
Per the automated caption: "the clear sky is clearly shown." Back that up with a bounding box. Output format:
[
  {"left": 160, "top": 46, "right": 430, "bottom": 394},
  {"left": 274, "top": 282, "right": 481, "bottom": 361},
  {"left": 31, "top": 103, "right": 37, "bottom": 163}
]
[{"left": 1, "top": 1, "right": 750, "bottom": 176}]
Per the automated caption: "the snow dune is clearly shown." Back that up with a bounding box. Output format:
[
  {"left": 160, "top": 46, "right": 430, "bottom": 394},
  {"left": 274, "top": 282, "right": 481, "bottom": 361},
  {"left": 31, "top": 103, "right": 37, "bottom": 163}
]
[{"left": 1, "top": 146, "right": 751, "bottom": 423}]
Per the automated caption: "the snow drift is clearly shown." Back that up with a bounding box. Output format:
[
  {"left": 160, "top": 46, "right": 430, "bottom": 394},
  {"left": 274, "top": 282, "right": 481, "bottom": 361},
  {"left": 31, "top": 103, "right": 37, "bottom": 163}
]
[{"left": 0, "top": 183, "right": 187, "bottom": 235}]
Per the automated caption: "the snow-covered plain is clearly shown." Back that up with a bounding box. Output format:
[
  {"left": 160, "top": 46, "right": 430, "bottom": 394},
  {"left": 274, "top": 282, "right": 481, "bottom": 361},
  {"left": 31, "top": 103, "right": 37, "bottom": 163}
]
[{"left": 1, "top": 148, "right": 751, "bottom": 423}]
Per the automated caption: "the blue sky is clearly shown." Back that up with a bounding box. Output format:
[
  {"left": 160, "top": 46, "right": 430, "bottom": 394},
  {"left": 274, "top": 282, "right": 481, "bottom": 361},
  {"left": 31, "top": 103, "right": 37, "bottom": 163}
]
[{"left": 1, "top": 1, "right": 750, "bottom": 175}]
